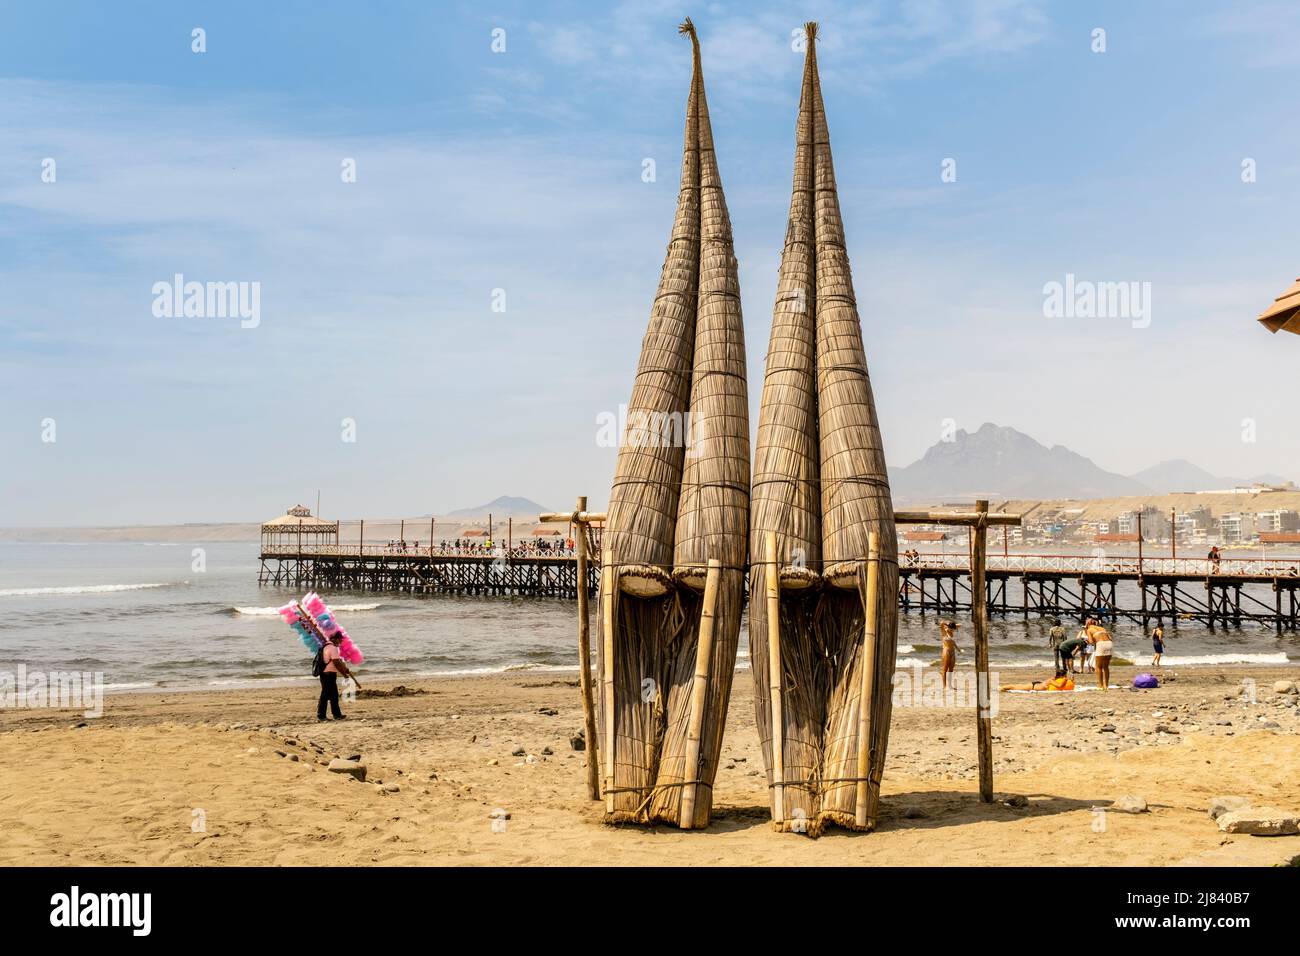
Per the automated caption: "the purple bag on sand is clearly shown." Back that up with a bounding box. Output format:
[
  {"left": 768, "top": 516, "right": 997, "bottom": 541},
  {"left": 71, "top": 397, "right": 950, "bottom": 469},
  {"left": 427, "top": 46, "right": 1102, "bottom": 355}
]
[{"left": 1133, "top": 673, "right": 1159, "bottom": 689}]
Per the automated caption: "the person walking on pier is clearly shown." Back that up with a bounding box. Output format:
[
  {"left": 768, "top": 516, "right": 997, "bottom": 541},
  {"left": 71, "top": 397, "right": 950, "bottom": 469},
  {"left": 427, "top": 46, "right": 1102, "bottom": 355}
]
[
  {"left": 1047, "top": 618, "right": 1066, "bottom": 669},
  {"left": 1208, "top": 546, "right": 1222, "bottom": 573}
]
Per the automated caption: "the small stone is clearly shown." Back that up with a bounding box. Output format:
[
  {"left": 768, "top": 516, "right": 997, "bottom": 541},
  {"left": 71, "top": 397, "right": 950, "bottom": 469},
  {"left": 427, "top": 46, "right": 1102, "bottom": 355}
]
[
  {"left": 346, "top": 754, "right": 361, "bottom": 762},
  {"left": 1111, "top": 795, "right": 1148, "bottom": 814},
  {"left": 1000, "top": 794, "right": 1029, "bottom": 808},
  {"left": 537, "top": 707, "right": 559, "bottom": 716},
  {"left": 288, "top": 754, "right": 300, "bottom": 762},
  {"left": 488, "top": 809, "right": 511, "bottom": 821},
  {"left": 1155, "top": 724, "right": 1178, "bottom": 735},
  {"left": 327, "top": 758, "right": 366, "bottom": 781},
  {"left": 1208, "top": 796, "right": 1251, "bottom": 820},
  {"left": 1273, "top": 680, "right": 1298, "bottom": 695},
  {"left": 487, "top": 759, "right": 498, "bottom": 766},
  {"left": 1099, "top": 723, "right": 1116, "bottom": 733},
  {"left": 541, "top": 746, "right": 553, "bottom": 756},
  {"left": 511, "top": 746, "right": 526, "bottom": 757},
  {"left": 284, "top": 738, "right": 298, "bottom": 746},
  {"left": 274, "top": 750, "right": 288, "bottom": 758},
  {"left": 525, "top": 755, "right": 537, "bottom": 764},
  {"left": 381, "top": 782, "right": 400, "bottom": 793},
  {"left": 569, "top": 735, "right": 586, "bottom": 752},
  {"left": 1217, "top": 808, "right": 1300, "bottom": 836}
]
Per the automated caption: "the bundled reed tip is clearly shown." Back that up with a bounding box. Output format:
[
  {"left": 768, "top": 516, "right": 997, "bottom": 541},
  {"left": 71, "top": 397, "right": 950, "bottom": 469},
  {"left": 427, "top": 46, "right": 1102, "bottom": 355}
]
[
  {"left": 804, "top": 21, "right": 818, "bottom": 41},
  {"left": 679, "top": 17, "right": 696, "bottom": 37}
]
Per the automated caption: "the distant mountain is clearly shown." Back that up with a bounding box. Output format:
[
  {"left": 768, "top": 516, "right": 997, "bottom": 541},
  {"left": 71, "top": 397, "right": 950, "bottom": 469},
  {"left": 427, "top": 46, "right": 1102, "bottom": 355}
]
[
  {"left": 890, "top": 424, "right": 1150, "bottom": 500},
  {"left": 443, "top": 496, "right": 551, "bottom": 519},
  {"left": 1128, "top": 459, "right": 1222, "bottom": 493},
  {"left": 1128, "top": 459, "right": 1293, "bottom": 494}
]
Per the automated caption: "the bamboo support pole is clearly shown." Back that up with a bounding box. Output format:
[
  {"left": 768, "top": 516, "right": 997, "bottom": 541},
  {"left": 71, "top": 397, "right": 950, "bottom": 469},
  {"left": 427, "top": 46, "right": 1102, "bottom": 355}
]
[
  {"left": 971, "top": 500, "right": 994, "bottom": 802},
  {"left": 894, "top": 511, "right": 1021, "bottom": 526},
  {"left": 854, "top": 531, "right": 881, "bottom": 828},
  {"left": 573, "top": 497, "right": 601, "bottom": 800},
  {"left": 539, "top": 511, "right": 608, "bottom": 524},
  {"left": 601, "top": 536, "right": 616, "bottom": 814},
  {"left": 764, "top": 531, "right": 784, "bottom": 824},
  {"left": 680, "top": 557, "right": 721, "bottom": 829}
]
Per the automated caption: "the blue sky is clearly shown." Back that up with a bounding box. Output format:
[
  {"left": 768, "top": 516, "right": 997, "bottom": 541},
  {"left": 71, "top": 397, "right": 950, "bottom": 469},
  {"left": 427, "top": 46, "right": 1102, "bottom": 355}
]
[{"left": 3, "top": 0, "right": 1299, "bottom": 526}]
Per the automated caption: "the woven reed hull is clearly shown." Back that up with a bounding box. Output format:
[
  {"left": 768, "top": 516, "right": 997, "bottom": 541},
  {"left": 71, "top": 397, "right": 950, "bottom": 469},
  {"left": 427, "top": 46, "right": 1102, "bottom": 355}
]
[
  {"left": 750, "top": 24, "right": 898, "bottom": 835},
  {"left": 598, "top": 20, "right": 747, "bottom": 829}
]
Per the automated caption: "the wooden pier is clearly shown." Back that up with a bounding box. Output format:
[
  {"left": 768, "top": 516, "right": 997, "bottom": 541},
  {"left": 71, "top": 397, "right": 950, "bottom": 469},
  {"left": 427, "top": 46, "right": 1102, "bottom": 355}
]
[
  {"left": 259, "top": 543, "right": 1300, "bottom": 629},
  {"left": 258, "top": 545, "right": 598, "bottom": 598},
  {"left": 899, "top": 552, "right": 1300, "bottom": 631}
]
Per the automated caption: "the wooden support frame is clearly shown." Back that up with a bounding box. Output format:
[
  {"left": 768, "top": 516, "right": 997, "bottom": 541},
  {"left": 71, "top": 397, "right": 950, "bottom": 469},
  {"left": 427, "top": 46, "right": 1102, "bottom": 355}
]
[
  {"left": 898, "top": 501, "right": 1017, "bottom": 805},
  {"left": 764, "top": 531, "right": 784, "bottom": 824},
  {"left": 680, "top": 557, "right": 721, "bottom": 829},
  {"left": 573, "top": 497, "right": 600, "bottom": 800},
  {"left": 854, "top": 530, "right": 881, "bottom": 828}
]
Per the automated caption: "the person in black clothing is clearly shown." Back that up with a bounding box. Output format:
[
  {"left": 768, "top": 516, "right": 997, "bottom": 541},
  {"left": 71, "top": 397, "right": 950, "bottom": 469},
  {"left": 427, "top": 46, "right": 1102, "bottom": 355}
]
[{"left": 318, "top": 634, "right": 360, "bottom": 721}]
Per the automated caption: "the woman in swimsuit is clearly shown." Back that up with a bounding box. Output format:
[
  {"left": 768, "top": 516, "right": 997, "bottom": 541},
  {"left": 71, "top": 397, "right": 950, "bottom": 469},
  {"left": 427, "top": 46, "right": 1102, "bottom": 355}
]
[
  {"left": 939, "top": 619, "right": 960, "bottom": 691},
  {"left": 1151, "top": 623, "right": 1165, "bottom": 666},
  {"left": 1085, "top": 617, "right": 1114, "bottom": 690},
  {"left": 1001, "top": 668, "right": 1075, "bottom": 692}
]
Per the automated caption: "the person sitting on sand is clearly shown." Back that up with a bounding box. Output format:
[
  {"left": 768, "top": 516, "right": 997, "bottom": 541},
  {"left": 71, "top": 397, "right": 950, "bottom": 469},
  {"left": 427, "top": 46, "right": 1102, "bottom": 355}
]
[
  {"left": 1151, "top": 622, "right": 1166, "bottom": 666},
  {"left": 1001, "top": 667, "right": 1075, "bottom": 692},
  {"left": 318, "top": 633, "right": 360, "bottom": 722},
  {"left": 939, "top": 619, "right": 960, "bottom": 690},
  {"left": 1084, "top": 616, "right": 1114, "bottom": 690}
]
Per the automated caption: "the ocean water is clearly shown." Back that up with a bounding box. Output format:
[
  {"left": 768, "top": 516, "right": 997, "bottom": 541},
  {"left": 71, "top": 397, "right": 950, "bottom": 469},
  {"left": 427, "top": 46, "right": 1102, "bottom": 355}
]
[{"left": 0, "top": 542, "right": 1292, "bottom": 693}]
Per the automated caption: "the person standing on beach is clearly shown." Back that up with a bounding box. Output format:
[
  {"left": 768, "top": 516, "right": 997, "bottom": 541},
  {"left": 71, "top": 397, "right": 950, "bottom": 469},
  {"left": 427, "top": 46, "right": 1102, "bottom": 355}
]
[
  {"left": 1085, "top": 616, "right": 1114, "bottom": 690},
  {"left": 1058, "top": 629, "right": 1087, "bottom": 675},
  {"left": 1047, "top": 618, "right": 1066, "bottom": 669},
  {"left": 1151, "top": 622, "right": 1167, "bottom": 666},
  {"left": 318, "top": 634, "right": 359, "bottom": 722},
  {"left": 939, "top": 619, "right": 960, "bottom": 691}
]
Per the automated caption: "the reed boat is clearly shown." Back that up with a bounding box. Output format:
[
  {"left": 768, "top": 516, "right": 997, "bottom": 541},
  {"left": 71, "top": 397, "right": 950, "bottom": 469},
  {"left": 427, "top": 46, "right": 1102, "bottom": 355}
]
[
  {"left": 596, "top": 19, "right": 749, "bottom": 829},
  {"left": 748, "top": 22, "right": 899, "bottom": 836}
]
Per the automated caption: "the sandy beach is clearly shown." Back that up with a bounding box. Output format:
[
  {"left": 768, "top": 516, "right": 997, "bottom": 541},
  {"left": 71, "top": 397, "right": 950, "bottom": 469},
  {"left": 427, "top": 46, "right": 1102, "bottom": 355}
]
[{"left": 0, "top": 662, "right": 1296, "bottom": 866}]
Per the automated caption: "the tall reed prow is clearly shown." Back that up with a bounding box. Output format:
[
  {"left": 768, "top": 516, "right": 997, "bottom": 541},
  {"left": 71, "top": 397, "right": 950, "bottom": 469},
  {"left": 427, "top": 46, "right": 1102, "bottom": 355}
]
[
  {"left": 749, "top": 20, "right": 899, "bottom": 836},
  {"left": 597, "top": 17, "right": 749, "bottom": 830}
]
